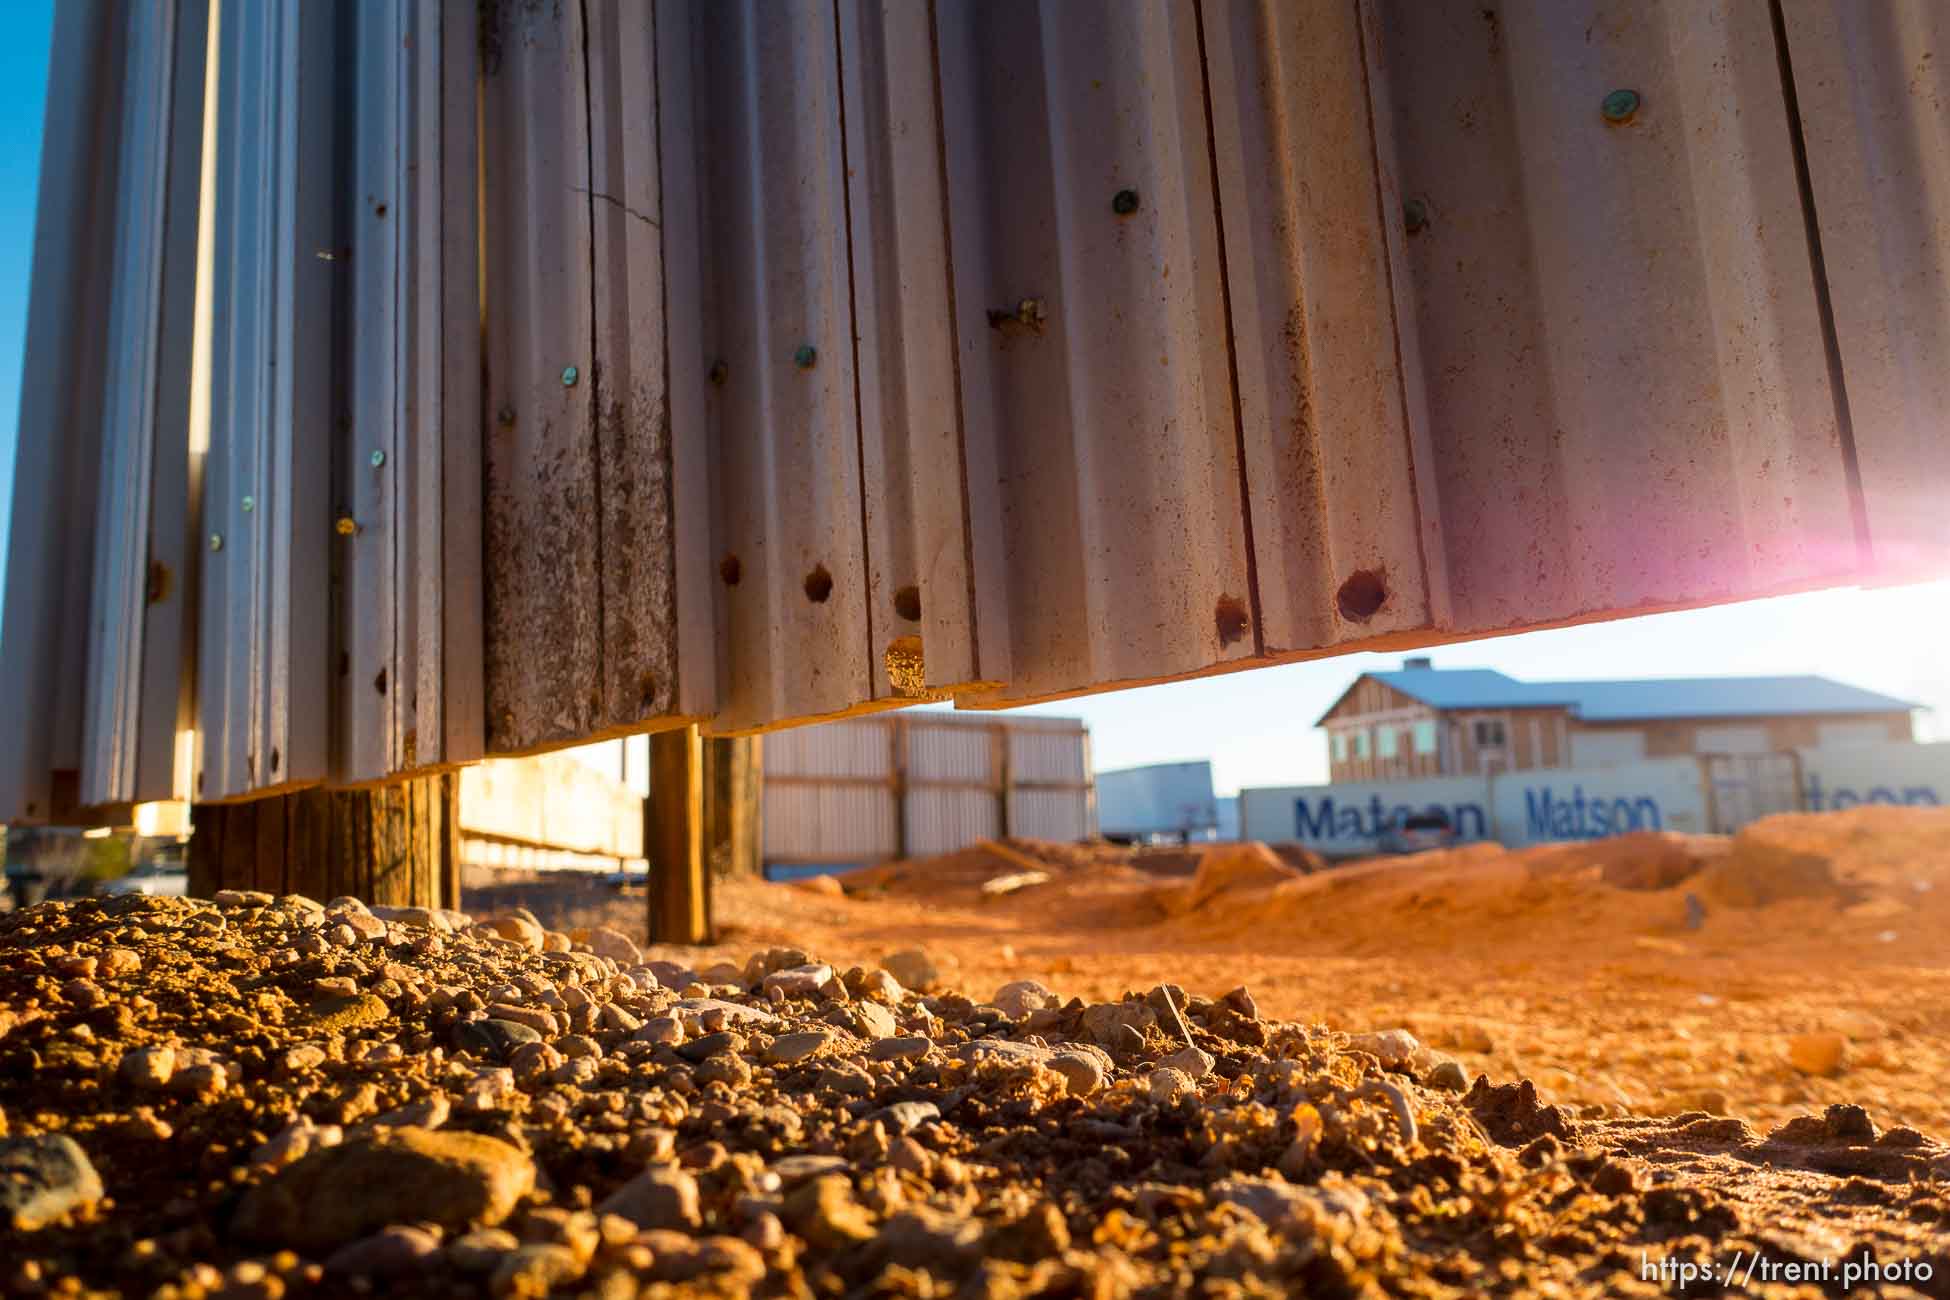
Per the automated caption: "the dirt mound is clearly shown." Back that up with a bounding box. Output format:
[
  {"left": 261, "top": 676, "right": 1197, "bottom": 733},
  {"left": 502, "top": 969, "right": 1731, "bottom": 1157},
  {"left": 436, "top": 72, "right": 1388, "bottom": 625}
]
[
  {"left": 1523, "top": 829, "right": 1729, "bottom": 891},
  {"left": 835, "top": 837, "right": 1142, "bottom": 900},
  {"left": 1152, "top": 842, "right": 1305, "bottom": 917}
]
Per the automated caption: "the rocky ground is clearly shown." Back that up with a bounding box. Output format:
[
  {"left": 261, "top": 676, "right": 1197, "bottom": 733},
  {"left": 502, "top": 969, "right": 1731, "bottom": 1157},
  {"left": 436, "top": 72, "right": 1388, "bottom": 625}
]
[{"left": 2, "top": 824, "right": 1948, "bottom": 1297}]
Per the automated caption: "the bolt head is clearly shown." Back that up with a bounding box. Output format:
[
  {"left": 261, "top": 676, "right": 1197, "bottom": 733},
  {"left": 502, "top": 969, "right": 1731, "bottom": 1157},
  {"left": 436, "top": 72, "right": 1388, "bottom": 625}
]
[
  {"left": 1111, "top": 188, "right": 1140, "bottom": 215},
  {"left": 335, "top": 516, "right": 358, "bottom": 537},
  {"left": 561, "top": 365, "right": 579, "bottom": 387},
  {"left": 497, "top": 404, "right": 516, "bottom": 426},
  {"left": 369, "top": 449, "right": 386, "bottom": 468},
  {"left": 1403, "top": 198, "right": 1430, "bottom": 234},
  {"left": 208, "top": 533, "right": 223, "bottom": 552},
  {"left": 708, "top": 360, "right": 728, "bottom": 387},
  {"left": 793, "top": 345, "right": 817, "bottom": 370},
  {"left": 241, "top": 495, "right": 255, "bottom": 513},
  {"left": 1601, "top": 88, "right": 1640, "bottom": 124}
]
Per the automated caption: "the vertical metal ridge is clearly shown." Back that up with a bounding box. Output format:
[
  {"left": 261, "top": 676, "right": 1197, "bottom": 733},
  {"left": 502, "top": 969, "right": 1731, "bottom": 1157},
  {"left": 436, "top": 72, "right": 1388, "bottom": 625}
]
[
  {"left": 1767, "top": 0, "right": 1872, "bottom": 565},
  {"left": 1192, "top": 0, "right": 1265, "bottom": 659},
  {"left": 830, "top": 0, "right": 876, "bottom": 698}
]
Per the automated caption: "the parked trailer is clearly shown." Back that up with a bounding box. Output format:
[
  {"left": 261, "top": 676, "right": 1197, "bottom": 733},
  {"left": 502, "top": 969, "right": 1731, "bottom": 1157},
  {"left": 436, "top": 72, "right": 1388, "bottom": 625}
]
[{"left": 1096, "top": 761, "right": 1219, "bottom": 843}]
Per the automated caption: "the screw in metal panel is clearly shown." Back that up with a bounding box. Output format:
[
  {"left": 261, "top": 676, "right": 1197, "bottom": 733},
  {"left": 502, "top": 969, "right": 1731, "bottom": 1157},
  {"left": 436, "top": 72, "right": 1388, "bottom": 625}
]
[
  {"left": 370, "top": 449, "right": 386, "bottom": 468},
  {"left": 1601, "top": 88, "right": 1640, "bottom": 124},
  {"left": 708, "top": 360, "right": 728, "bottom": 387},
  {"left": 241, "top": 495, "right": 254, "bottom": 513},
  {"left": 793, "top": 345, "right": 817, "bottom": 370},
  {"left": 561, "top": 364, "right": 579, "bottom": 387},
  {"left": 1403, "top": 198, "right": 1430, "bottom": 234},
  {"left": 208, "top": 533, "right": 223, "bottom": 552},
  {"left": 335, "top": 516, "right": 358, "bottom": 537},
  {"left": 1111, "top": 188, "right": 1140, "bottom": 215},
  {"left": 496, "top": 404, "right": 515, "bottom": 426}
]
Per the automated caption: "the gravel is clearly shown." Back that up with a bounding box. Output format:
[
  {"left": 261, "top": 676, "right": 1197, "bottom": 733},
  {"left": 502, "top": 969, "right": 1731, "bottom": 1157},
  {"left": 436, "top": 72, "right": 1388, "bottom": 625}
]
[{"left": 2, "top": 889, "right": 1946, "bottom": 1296}]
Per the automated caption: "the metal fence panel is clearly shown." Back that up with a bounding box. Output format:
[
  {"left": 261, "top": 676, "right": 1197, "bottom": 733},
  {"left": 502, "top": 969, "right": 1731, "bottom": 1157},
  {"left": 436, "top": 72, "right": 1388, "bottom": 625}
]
[
  {"left": 1779, "top": 0, "right": 1950, "bottom": 583},
  {"left": 8, "top": 0, "right": 1950, "bottom": 819},
  {"left": 906, "top": 787, "right": 1000, "bottom": 857},
  {"left": 1007, "top": 787, "right": 1093, "bottom": 842},
  {"left": 905, "top": 721, "right": 994, "bottom": 786}
]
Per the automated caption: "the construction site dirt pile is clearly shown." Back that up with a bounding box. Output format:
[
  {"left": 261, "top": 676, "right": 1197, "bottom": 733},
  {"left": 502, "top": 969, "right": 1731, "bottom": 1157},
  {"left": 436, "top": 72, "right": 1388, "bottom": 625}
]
[{"left": 6, "top": 826, "right": 1949, "bottom": 1298}]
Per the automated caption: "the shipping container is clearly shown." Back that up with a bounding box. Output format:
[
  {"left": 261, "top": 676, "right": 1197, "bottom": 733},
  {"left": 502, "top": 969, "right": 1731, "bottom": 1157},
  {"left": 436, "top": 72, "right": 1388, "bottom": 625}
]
[{"left": 762, "top": 712, "right": 1092, "bottom": 869}]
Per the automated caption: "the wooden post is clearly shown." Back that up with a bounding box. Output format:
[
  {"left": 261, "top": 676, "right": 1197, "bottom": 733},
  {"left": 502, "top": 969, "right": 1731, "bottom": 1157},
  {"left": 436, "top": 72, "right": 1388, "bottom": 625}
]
[
  {"left": 703, "top": 735, "right": 762, "bottom": 880},
  {"left": 890, "top": 718, "right": 908, "bottom": 860},
  {"left": 648, "top": 724, "right": 709, "bottom": 944},
  {"left": 187, "top": 773, "right": 459, "bottom": 907}
]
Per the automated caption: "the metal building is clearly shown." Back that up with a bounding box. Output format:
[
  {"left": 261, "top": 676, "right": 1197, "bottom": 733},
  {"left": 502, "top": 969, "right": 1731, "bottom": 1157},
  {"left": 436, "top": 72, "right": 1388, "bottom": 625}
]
[{"left": 3, "top": 1, "right": 1946, "bottom": 827}]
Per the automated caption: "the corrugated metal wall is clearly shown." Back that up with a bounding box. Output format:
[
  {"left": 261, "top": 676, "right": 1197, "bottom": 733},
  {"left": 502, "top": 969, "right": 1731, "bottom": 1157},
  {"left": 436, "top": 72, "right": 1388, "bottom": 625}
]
[
  {"left": 4, "top": 0, "right": 1947, "bottom": 820},
  {"left": 763, "top": 713, "right": 1093, "bottom": 865}
]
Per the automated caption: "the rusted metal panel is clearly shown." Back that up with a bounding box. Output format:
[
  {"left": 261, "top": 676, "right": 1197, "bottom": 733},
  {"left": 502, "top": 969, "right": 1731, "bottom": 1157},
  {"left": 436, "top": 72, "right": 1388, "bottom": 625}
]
[
  {"left": 1778, "top": 0, "right": 1950, "bottom": 583},
  {"left": 935, "top": 0, "right": 1255, "bottom": 709},
  {"left": 479, "top": 0, "right": 601, "bottom": 754},
  {"left": 1198, "top": 0, "right": 1441, "bottom": 654}
]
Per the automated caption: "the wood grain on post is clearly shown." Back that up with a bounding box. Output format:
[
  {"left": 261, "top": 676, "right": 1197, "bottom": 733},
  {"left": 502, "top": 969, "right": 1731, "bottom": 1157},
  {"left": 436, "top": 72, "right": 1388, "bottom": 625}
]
[
  {"left": 188, "top": 774, "right": 458, "bottom": 907},
  {"left": 704, "top": 735, "right": 762, "bottom": 880},
  {"left": 648, "top": 725, "right": 709, "bottom": 944}
]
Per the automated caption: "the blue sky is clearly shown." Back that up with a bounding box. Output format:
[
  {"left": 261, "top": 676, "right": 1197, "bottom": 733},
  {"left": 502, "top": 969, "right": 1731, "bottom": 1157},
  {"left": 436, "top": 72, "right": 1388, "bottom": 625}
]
[
  {"left": 1, "top": 2, "right": 1942, "bottom": 798},
  {"left": 0, "top": 0, "right": 52, "bottom": 569}
]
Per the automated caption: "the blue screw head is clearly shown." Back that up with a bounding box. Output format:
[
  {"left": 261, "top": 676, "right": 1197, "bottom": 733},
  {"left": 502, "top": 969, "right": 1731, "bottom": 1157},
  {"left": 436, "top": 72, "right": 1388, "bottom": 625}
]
[
  {"left": 369, "top": 449, "right": 386, "bottom": 469},
  {"left": 241, "top": 495, "right": 255, "bottom": 513},
  {"left": 561, "top": 365, "right": 579, "bottom": 387},
  {"left": 1601, "top": 88, "right": 1640, "bottom": 124},
  {"left": 793, "top": 345, "right": 817, "bottom": 370}
]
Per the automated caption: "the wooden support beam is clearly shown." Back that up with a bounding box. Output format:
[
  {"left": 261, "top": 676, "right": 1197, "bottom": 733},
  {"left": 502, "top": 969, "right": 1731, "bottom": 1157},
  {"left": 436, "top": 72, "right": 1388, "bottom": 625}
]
[
  {"left": 648, "top": 724, "right": 709, "bottom": 944},
  {"left": 188, "top": 774, "right": 458, "bottom": 907},
  {"left": 704, "top": 735, "right": 762, "bottom": 880}
]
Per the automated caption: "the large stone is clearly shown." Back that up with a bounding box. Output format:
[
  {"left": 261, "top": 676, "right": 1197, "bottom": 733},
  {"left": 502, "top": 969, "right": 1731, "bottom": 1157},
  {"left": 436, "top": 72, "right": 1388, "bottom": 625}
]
[
  {"left": 0, "top": 1135, "right": 104, "bottom": 1230},
  {"left": 1212, "top": 1174, "right": 1370, "bottom": 1230},
  {"left": 1347, "top": 1029, "right": 1420, "bottom": 1070},
  {"left": 475, "top": 914, "right": 546, "bottom": 951},
  {"left": 325, "top": 1225, "right": 442, "bottom": 1277},
  {"left": 232, "top": 1127, "right": 534, "bottom": 1249},
  {"left": 597, "top": 1165, "right": 701, "bottom": 1230},
  {"left": 762, "top": 964, "right": 836, "bottom": 999},
  {"left": 783, "top": 1175, "right": 878, "bottom": 1250}
]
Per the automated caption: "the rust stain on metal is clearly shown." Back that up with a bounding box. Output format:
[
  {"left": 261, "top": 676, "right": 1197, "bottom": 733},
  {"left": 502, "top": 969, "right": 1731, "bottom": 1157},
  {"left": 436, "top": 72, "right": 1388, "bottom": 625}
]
[
  {"left": 1336, "top": 569, "right": 1389, "bottom": 623},
  {"left": 1214, "top": 594, "right": 1250, "bottom": 647},
  {"left": 145, "top": 561, "right": 171, "bottom": 606},
  {"left": 883, "top": 634, "right": 927, "bottom": 697},
  {"left": 719, "top": 554, "right": 742, "bottom": 586}
]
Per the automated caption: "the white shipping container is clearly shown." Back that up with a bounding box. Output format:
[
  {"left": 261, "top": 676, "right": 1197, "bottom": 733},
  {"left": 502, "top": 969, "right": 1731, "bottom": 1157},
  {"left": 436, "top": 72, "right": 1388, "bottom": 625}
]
[
  {"left": 1239, "top": 776, "right": 1491, "bottom": 857},
  {"left": 1796, "top": 741, "right": 1950, "bottom": 810},
  {"left": 1096, "top": 762, "right": 1218, "bottom": 839},
  {"left": 1490, "top": 758, "right": 1709, "bottom": 845}
]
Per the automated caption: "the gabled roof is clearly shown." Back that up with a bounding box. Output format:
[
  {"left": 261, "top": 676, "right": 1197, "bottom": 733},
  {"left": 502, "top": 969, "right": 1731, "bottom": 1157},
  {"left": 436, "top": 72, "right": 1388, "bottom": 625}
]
[{"left": 1317, "top": 667, "right": 1917, "bottom": 726}]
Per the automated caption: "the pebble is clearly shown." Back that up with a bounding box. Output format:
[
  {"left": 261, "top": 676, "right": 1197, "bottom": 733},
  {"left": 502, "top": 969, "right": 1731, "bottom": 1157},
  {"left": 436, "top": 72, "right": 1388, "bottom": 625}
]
[
  {"left": 1347, "top": 1028, "right": 1421, "bottom": 1069},
  {"left": 1150, "top": 1067, "right": 1194, "bottom": 1103},
  {"left": 1212, "top": 1174, "right": 1371, "bottom": 1230},
  {"left": 232, "top": 1127, "right": 535, "bottom": 1249},
  {"left": 783, "top": 1175, "right": 878, "bottom": 1250},
  {"left": 596, "top": 1165, "right": 701, "bottom": 1230},
  {"left": 762, "top": 963, "right": 836, "bottom": 999},
  {"left": 252, "top": 1117, "right": 343, "bottom": 1168},
  {"left": 874, "top": 1100, "right": 941, "bottom": 1134},
  {"left": 0, "top": 1134, "right": 104, "bottom": 1230},
  {"left": 447, "top": 1227, "right": 521, "bottom": 1274},
  {"left": 858, "top": 969, "right": 904, "bottom": 1003},
  {"left": 678, "top": 1031, "right": 743, "bottom": 1063},
  {"left": 485, "top": 1003, "right": 557, "bottom": 1036},
  {"left": 1081, "top": 1001, "right": 1157, "bottom": 1048},
  {"left": 871, "top": 1035, "right": 933, "bottom": 1062},
  {"left": 766, "top": 1030, "right": 835, "bottom": 1064},
  {"left": 583, "top": 926, "right": 642, "bottom": 965},
  {"left": 324, "top": 1225, "right": 441, "bottom": 1277},
  {"left": 1428, "top": 1060, "right": 1470, "bottom": 1092},
  {"left": 993, "top": 979, "right": 1058, "bottom": 1019},
  {"left": 1788, "top": 1032, "right": 1848, "bottom": 1077},
  {"left": 454, "top": 1019, "right": 543, "bottom": 1059},
  {"left": 1161, "top": 1046, "right": 1215, "bottom": 1080},
  {"left": 490, "top": 1243, "right": 582, "bottom": 1295},
  {"left": 881, "top": 949, "right": 939, "bottom": 993},
  {"left": 476, "top": 914, "right": 545, "bottom": 951},
  {"left": 309, "top": 993, "right": 391, "bottom": 1034},
  {"left": 120, "top": 1044, "right": 176, "bottom": 1089},
  {"left": 635, "top": 1016, "right": 684, "bottom": 1047}
]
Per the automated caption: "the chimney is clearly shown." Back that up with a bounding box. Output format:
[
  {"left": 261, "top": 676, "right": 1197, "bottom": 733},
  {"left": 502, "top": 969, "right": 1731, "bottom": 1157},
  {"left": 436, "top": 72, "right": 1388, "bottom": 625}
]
[{"left": 1404, "top": 656, "right": 1433, "bottom": 670}]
